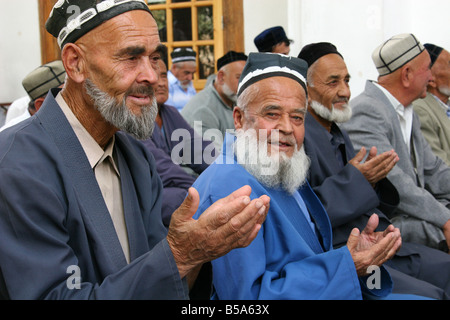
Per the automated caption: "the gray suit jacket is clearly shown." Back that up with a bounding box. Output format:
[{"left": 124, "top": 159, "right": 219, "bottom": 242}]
[
  {"left": 340, "top": 80, "right": 450, "bottom": 230},
  {"left": 413, "top": 93, "right": 450, "bottom": 166}
]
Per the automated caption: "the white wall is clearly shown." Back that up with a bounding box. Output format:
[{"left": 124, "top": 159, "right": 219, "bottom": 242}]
[
  {"left": 1, "top": 0, "right": 449, "bottom": 103},
  {"left": 0, "top": 0, "right": 41, "bottom": 103},
  {"left": 244, "top": 0, "right": 450, "bottom": 98}
]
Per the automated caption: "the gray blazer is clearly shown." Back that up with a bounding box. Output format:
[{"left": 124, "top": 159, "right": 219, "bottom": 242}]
[
  {"left": 340, "top": 81, "right": 450, "bottom": 231},
  {"left": 413, "top": 93, "right": 450, "bottom": 166}
]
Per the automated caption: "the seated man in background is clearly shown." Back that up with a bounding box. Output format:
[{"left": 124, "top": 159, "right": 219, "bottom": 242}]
[
  {"left": 412, "top": 43, "right": 450, "bottom": 166},
  {"left": 299, "top": 42, "right": 450, "bottom": 300},
  {"left": 340, "top": 33, "right": 450, "bottom": 253},
  {"left": 182, "top": 51, "right": 247, "bottom": 150},
  {"left": 191, "top": 52, "right": 419, "bottom": 300},
  {"left": 253, "top": 26, "right": 293, "bottom": 55},
  {"left": 0, "top": 60, "right": 66, "bottom": 132},
  {"left": 166, "top": 48, "right": 197, "bottom": 112},
  {"left": 142, "top": 47, "right": 217, "bottom": 227}
]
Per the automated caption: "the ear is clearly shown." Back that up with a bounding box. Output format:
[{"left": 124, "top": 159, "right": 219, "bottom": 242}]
[
  {"left": 61, "top": 43, "right": 87, "bottom": 84},
  {"left": 233, "top": 106, "right": 244, "bottom": 130},
  {"left": 34, "top": 97, "right": 45, "bottom": 111},
  {"left": 427, "top": 74, "right": 437, "bottom": 89},
  {"left": 216, "top": 70, "right": 225, "bottom": 85},
  {"left": 401, "top": 64, "right": 413, "bottom": 88}
]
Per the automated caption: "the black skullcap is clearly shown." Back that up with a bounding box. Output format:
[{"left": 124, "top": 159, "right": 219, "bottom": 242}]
[
  {"left": 424, "top": 43, "right": 444, "bottom": 67},
  {"left": 217, "top": 51, "right": 248, "bottom": 70},
  {"left": 298, "top": 42, "right": 343, "bottom": 68},
  {"left": 46, "top": 0, "right": 152, "bottom": 48},
  {"left": 171, "top": 48, "right": 197, "bottom": 63},
  {"left": 237, "top": 53, "right": 308, "bottom": 97},
  {"left": 254, "top": 26, "right": 292, "bottom": 52}
]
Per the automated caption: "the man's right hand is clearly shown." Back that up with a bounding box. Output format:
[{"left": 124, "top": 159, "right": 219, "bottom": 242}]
[
  {"left": 349, "top": 146, "right": 399, "bottom": 186},
  {"left": 346, "top": 214, "right": 402, "bottom": 276},
  {"left": 166, "top": 185, "right": 270, "bottom": 280}
]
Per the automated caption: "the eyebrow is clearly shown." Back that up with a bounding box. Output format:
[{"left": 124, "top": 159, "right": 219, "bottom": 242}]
[
  {"left": 262, "top": 105, "right": 306, "bottom": 114},
  {"left": 115, "top": 43, "right": 166, "bottom": 58},
  {"left": 327, "top": 73, "right": 351, "bottom": 81}
]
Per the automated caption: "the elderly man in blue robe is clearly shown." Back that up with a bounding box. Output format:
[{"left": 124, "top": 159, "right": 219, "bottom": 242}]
[{"left": 192, "top": 53, "right": 426, "bottom": 300}]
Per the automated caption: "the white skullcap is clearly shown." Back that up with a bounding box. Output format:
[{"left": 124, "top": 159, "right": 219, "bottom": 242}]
[{"left": 372, "top": 33, "right": 425, "bottom": 76}]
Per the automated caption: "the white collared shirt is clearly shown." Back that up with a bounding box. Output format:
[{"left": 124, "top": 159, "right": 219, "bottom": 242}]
[{"left": 373, "top": 82, "right": 413, "bottom": 152}]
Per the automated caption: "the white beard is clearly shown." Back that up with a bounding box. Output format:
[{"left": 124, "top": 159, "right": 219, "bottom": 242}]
[
  {"left": 222, "top": 82, "right": 237, "bottom": 104},
  {"left": 438, "top": 85, "right": 450, "bottom": 98},
  {"left": 310, "top": 99, "right": 352, "bottom": 123},
  {"left": 234, "top": 128, "right": 310, "bottom": 194}
]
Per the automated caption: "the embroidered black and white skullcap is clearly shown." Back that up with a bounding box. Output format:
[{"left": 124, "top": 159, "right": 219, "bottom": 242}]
[
  {"left": 45, "top": 0, "right": 152, "bottom": 48},
  {"left": 424, "top": 43, "right": 444, "bottom": 67},
  {"left": 237, "top": 52, "right": 308, "bottom": 97},
  {"left": 22, "top": 60, "right": 66, "bottom": 100},
  {"left": 372, "top": 33, "right": 425, "bottom": 76},
  {"left": 170, "top": 48, "right": 197, "bottom": 63}
]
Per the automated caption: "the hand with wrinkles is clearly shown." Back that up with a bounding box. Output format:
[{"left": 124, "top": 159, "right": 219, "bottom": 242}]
[
  {"left": 166, "top": 185, "right": 270, "bottom": 281},
  {"left": 349, "top": 146, "right": 399, "bottom": 187},
  {"left": 347, "top": 214, "right": 402, "bottom": 276}
]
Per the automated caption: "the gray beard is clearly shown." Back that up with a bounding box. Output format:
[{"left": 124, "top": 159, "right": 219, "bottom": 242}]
[
  {"left": 84, "top": 79, "right": 158, "bottom": 140},
  {"left": 234, "top": 129, "right": 310, "bottom": 194},
  {"left": 310, "top": 100, "right": 352, "bottom": 123}
]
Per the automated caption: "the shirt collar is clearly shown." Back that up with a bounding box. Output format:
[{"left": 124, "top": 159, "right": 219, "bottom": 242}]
[
  {"left": 55, "top": 92, "right": 119, "bottom": 175},
  {"left": 430, "top": 93, "right": 450, "bottom": 112}
]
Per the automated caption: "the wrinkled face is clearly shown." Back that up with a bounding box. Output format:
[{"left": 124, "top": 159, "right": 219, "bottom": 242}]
[
  {"left": 307, "top": 54, "right": 351, "bottom": 112},
  {"left": 172, "top": 61, "right": 197, "bottom": 87},
  {"left": 432, "top": 49, "right": 450, "bottom": 97},
  {"left": 410, "top": 50, "right": 432, "bottom": 100},
  {"left": 77, "top": 10, "right": 162, "bottom": 117},
  {"left": 153, "top": 59, "right": 169, "bottom": 106},
  {"left": 234, "top": 77, "right": 307, "bottom": 158},
  {"left": 222, "top": 60, "right": 247, "bottom": 96}
]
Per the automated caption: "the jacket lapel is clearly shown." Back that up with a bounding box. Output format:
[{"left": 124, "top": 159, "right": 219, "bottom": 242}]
[{"left": 37, "top": 89, "right": 128, "bottom": 271}]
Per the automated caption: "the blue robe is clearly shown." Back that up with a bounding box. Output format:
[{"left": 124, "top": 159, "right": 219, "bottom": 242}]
[
  {"left": 0, "top": 89, "right": 187, "bottom": 299},
  {"left": 192, "top": 134, "right": 394, "bottom": 300},
  {"left": 141, "top": 103, "right": 215, "bottom": 226}
]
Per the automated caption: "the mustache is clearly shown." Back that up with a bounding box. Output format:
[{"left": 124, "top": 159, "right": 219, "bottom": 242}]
[
  {"left": 333, "top": 97, "right": 349, "bottom": 104},
  {"left": 126, "top": 84, "right": 155, "bottom": 98}
]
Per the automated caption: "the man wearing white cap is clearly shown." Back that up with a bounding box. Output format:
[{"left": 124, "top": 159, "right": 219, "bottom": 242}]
[{"left": 341, "top": 33, "right": 450, "bottom": 253}]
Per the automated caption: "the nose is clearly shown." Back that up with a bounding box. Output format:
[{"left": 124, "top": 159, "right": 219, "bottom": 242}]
[
  {"left": 277, "top": 112, "right": 294, "bottom": 135},
  {"left": 136, "top": 57, "right": 159, "bottom": 85},
  {"left": 338, "top": 81, "right": 351, "bottom": 99}
]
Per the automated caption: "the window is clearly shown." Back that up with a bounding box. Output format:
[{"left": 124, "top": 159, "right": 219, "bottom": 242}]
[
  {"left": 148, "top": 0, "right": 224, "bottom": 90},
  {"left": 38, "top": 0, "right": 244, "bottom": 92}
]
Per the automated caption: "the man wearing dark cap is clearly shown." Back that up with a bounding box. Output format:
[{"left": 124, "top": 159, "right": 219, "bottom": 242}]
[
  {"left": 299, "top": 42, "right": 450, "bottom": 300},
  {"left": 0, "top": 60, "right": 66, "bottom": 132},
  {"left": 166, "top": 47, "right": 198, "bottom": 112},
  {"left": 0, "top": 0, "right": 270, "bottom": 300},
  {"left": 188, "top": 52, "right": 424, "bottom": 300},
  {"left": 341, "top": 34, "right": 450, "bottom": 253},
  {"left": 413, "top": 43, "right": 450, "bottom": 165},
  {"left": 182, "top": 51, "right": 247, "bottom": 149},
  {"left": 254, "top": 26, "right": 292, "bottom": 55}
]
